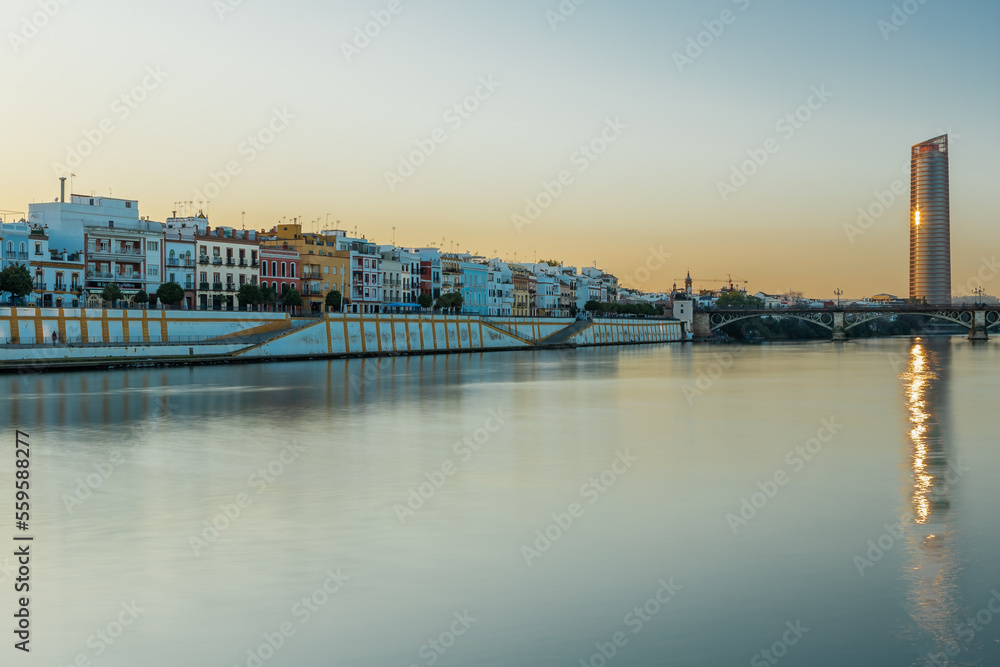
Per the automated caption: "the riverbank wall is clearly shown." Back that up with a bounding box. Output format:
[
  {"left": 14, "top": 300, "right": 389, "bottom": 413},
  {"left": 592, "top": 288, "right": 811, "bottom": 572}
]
[{"left": 0, "top": 309, "right": 684, "bottom": 372}]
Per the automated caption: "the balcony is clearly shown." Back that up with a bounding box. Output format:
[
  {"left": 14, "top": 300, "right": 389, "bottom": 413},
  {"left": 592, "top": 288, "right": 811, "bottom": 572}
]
[
  {"left": 86, "top": 270, "right": 115, "bottom": 280},
  {"left": 213, "top": 282, "right": 224, "bottom": 291},
  {"left": 7, "top": 251, "right": 29, "bottom": 261},
  {"left": 185, "top": 283, "right": 194, "bottom": 291},
  {"left": 212, "top": 258, "right": 223, "bottom": 266},
  {"left": 34, "top": 283, "right": 47, "bottom": 291},
  {"left": 226, "top": 258, "right": 236, "bottom": 267},
  {"left": 198, "top": 256, "right": 210, "bottom": 265},
  {"left": 226, "top": 283, "right": 236, "bottom": 292},
  {"left": 87, "top": 245, "right": 143, "bottom": 257},
  {"left": 199, "top": 282, "right": 210, "bottom": 291},
  {"left": 167, "top": 259, "right": 180, "bottom": 267},
  {"left": 251, "top": 260, "right": 259, "bottom": 268},
  {"left": 54, "top": 283, "right": 67, "bottom": 291},
  {"left": 239, "top": 259, "right": 248, "bottom": 267}
]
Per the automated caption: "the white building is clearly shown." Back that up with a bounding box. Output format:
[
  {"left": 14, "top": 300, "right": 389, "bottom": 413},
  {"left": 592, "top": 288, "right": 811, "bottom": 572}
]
[
  {"left": 28, "top": 193, "right": 164, "bottom": 306},
  {"left": 486, "top": 259, "right": 514, "bottom": 316},
  {"left": 332, "top": 232, "right": 381, "bottom": 313}
]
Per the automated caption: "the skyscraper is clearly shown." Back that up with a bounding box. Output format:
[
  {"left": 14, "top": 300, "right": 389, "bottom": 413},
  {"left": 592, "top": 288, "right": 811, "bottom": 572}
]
[{"left": 909, "top": 135, "right": 951, "bottom": 306}]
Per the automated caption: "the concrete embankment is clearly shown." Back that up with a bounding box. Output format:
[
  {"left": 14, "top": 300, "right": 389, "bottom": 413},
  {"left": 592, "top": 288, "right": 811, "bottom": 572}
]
[{"left": 0, "top": 309, "right": 684, "bottom": 372}]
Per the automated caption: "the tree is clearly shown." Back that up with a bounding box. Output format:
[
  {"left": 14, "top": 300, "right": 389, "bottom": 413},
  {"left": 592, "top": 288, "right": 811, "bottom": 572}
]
[
  {"left": 133, "top": 290, "right": 149, "bottom": 308},
  {"left": 261, "top": 285, "right": 277, "bottom": 310},
  {"left": 325, "top": 289, "right": 342, "bottom": 312},
  {"left": 584, "top": 300, "right": 601, "bottom": 312},
  {"left": 439, "top": 292, "right": 463, "bottom": 312},
  {"left": 282, "top": 286, "right": 302, "bottom": 310},
  {"left": 715, "top": 291, "right": 764, "bottom": 309},
  {"left": 0, "top": 264, "right": 34, "bottom": 305},
  {"left": 156, "top": 282, "right": 185, "bottom": 307},
  {"left": 102, "top": 282, "right": 123, "bottom": 305},
  {"left": 417, "top": 292, "right": 433, "bottom": 310},
  {"left": 237, "top": 283, "right": 262, "bottom": 311}
]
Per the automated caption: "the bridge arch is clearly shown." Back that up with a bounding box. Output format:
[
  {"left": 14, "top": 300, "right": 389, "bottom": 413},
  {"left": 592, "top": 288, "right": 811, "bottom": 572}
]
[
  {"left": 709, "top": 311, "right": 833, "bottom": 331},
  {"left": 841, "top": 310, "right": 972, "bottom": 331}
]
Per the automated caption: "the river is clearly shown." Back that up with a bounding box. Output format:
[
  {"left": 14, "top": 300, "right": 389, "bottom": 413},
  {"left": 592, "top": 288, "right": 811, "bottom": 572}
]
[{"left": 2, "top": 338, "right": 998, "bottom": 666}]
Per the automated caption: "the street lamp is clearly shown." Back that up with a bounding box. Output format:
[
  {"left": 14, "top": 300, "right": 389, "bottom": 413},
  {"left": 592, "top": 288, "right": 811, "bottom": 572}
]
[{"left": 834, "top": 288, "right": 843, "bottom": 308}]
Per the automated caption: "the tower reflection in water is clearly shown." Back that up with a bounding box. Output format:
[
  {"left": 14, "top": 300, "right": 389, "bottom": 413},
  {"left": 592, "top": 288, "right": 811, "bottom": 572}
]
[{"left": 899, "top": 340, "right": 965, "bottom": 656}]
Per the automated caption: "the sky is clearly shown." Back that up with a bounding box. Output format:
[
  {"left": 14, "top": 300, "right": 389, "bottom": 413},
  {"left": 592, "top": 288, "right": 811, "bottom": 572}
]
[{"left": 1, "top": 0, "right": 997, "bottom": 298}]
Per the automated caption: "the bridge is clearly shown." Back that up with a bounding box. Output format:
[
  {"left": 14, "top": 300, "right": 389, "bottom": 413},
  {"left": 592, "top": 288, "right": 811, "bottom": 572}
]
[{"left": 691, "top": 306, "right": 1000, "bottom": 341}]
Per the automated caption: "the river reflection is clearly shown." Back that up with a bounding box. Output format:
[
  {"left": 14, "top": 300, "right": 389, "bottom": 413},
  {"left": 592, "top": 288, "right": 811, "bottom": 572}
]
[{"left": 898, "top": 340, "right": 971, "bottom": 663}]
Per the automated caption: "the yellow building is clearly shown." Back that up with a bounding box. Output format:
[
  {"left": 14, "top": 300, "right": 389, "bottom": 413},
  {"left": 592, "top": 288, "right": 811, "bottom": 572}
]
[
  {"left": 511, "top": 265, "right": 529, "bottom": 317},
  {"left": 270, "top": 224, "right": 351, "bottom": 313}
]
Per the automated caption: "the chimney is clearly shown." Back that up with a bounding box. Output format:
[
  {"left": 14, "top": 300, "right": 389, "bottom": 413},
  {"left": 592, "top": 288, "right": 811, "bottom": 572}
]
[{"left": 59, "top": 177, "right": 66, "bottom": 202}]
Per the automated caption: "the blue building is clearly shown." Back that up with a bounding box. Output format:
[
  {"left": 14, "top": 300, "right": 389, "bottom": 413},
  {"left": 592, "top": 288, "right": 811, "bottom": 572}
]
[{"left": 461, "top": 261, "right": 489, "bottom": 315}]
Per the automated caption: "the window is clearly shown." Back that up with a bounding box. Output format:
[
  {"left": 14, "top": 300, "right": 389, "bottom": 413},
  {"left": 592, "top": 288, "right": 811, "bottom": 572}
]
[
  {"left": 169, "top": 273, "right": 176, "bottom": 283},
  {"left": 290, "top": 264, "right": 296, "bottom": 278},
  {"left": 109, "top": 221, "right": 114, "bottom": 228},
  {"left": 148, "top": 242, "right": 158, "bottom": 251},
  {"left": 271, "top": 261, "right": 277, "bottom": 276},
  {"left": 126, "top": 202, "right": 132, "bottom": 208},
  {"left": 35, "top": 243, "right": 41, "bottom": 255},
  {"left": 149, "top": 267, "right": 158, "bottom": 277},
  {"left": 280, "top": 263, "right": 286, "bottom": 278},
  {"left": 261, "top": 262, "right": 267, "bottom": 277}
]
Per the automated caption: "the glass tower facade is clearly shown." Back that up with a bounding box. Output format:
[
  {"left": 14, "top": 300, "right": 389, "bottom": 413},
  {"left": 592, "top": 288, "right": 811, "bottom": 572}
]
[{"left": 909, "top": 135, "right": 951, "bottom": 306}]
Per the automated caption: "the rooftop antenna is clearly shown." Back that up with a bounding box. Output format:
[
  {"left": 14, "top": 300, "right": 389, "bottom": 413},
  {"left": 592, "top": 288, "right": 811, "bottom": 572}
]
[
  {"left": 392, "top": 226, "right": 396, "bottom": 245},
  {"left": 70, "top": 173, "right": 76, "bottom": 194},
  {"left": 241, "top": 211, "right": 246, "bottom": 230}
]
